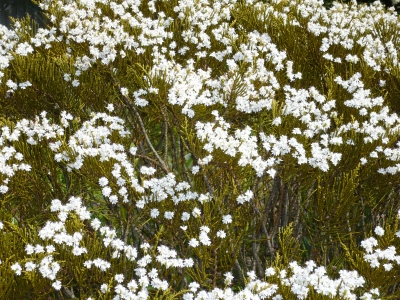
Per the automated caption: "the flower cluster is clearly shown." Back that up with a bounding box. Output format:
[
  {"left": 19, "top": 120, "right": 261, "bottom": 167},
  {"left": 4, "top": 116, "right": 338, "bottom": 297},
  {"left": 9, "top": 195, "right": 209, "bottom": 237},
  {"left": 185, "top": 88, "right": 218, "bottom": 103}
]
[{"left": 1, "top": 0, "right": 400, "bottom": 298}]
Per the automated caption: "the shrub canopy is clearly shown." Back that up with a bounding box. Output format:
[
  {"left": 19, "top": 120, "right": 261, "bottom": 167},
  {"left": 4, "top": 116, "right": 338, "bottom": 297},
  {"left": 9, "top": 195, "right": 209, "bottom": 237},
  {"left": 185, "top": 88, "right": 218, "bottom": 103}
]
[{"left": 1, "top": 0, "right": 400, "bottom": 299}]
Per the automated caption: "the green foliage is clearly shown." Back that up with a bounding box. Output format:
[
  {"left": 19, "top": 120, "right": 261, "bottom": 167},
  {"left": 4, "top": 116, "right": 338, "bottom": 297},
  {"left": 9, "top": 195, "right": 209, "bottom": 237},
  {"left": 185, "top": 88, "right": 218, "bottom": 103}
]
[{"left": 0, "top": 0, "right": 399, "bottom": 298}]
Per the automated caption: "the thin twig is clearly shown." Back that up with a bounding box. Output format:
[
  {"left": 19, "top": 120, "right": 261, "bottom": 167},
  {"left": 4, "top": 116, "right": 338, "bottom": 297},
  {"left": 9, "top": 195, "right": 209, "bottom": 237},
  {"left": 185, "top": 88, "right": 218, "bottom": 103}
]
[
  {"left": 111, "top": 76, "right": 170, "bottom": 174},
  {"left": 180, "top": 136, "right": 214, "bottom": 197},
  {"left": 134, "top": 153, "right": 163, "bottom": 169}
]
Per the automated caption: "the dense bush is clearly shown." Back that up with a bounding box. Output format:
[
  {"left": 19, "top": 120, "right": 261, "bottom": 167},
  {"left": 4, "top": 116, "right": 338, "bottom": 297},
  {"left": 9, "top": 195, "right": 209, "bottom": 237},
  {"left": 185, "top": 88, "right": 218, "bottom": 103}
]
[{"left": 1, "top": 0, "right": 400, "bottom": 298}]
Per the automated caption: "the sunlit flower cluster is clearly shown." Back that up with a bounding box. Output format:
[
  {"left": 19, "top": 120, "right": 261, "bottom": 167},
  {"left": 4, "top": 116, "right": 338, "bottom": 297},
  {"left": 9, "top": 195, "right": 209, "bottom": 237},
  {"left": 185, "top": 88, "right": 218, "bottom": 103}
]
[{"left": 1, "top": 0, "right": 400, "bottom": 298}]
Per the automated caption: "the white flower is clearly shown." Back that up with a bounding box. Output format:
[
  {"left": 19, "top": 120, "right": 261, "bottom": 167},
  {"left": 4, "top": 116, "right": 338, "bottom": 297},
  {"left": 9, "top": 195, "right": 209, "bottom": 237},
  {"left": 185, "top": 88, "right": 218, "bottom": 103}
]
[
  {"left": 237, "top": 190, "right": 254, "bottom": 204},
  {"left": 25, "top": 244, "right": 35, "bottom": 255},
  {"left": 222, "top": 214, "right": 232, "bottom": 224},
  {"left": 374, "top": 226, "right": 385, "bottom": 236},
  {"left": 141, "top": 243, "right": 150, "bottom": 251},
  {"left": 200, "top": 226, "right": 210, "bottom": 233},
  {"left": 91, "top": 218, "right": 101, "bottom": 230},
  {"left": 6, "top": 79, "right": 17, "bottom": 90},
  {"left": 52, "top": 280, "right": 62, "bottom": 290},
  {"left": 181, "top": 212, "right": 190, "bottom": 221},
  {"left": 183, "top": 293, "right": 194, "bottom": 300},
  {"left": 136, "top": 200, "right": 146, "bottom": 209},
  {"left": 25, "top": 261, "right": 36, "bottom": 271},
  {"left": 216, "top": 230, "right": 226, "bottom": 238},
  {"left": 150, "top": 208, "right": 159, "bottom": 218},
  {"left": 370, "top": 151, "right": 378, "bottom": 158},
  {"left": 189, "top": 282, "right": 200, "bottom": 292},
  {"left": 72, "top": 79, "right": 80, "bottom": 87},
  {"left": 50, "top": 199, "right": 63, "bottom": 212},
  {"left": 265, "top": 267, "right": 276, "bottom": 276},
  {"left": 247, "top": 270, "right": 257, "bottom": 280},
  {"left": 11, "top": 263, "right": 22, "bottom": 275},
  {"left": 102, "top": 186, "right": 112, "bottom": 197},
  {"left": 118, "top": 187, "right": 127, "bottom": 196},
  {"left": 129, "top": 147, "right": 137, "bottom": 155},
  {"left": 140, "top": 166, "right": 156, "bottom": 175},
  {"left": 199, "top": 230, "right": 211, "bottom": 246},
  {"left": 189, "top": 238, "right": 199, "bottom": 247},
  {"left": 115, "top": 274, "right": 124, "bottom": 283},
  {"left": 198, "top": 193, "right": 210, "bottom": 203},
  {"left": 383, "top": 263, "right": 393, "bottom": 271},
  {"left": 127, "top": 280, "right": 138, "bottom": 292},
  {"left": 120, "top": 87, "right": 129, "bottom": 96},
  {"left": 15, "top": 42, "right": 34, "bottom": 56},
  {"left": 109, "top": 195, "right": 118, "bottom": 204},
  {"left": 46, "top": 245, "right": 56, "bottom": 253},
  {"left": 272, "top": 117, "right": 282, "bottom": 126},
  {"left": 35, "top": 244, "right": 45, "bottom": 253},
  {"left": 192, "top": 207, "right": 201, "bottom": 218},
  {"left": 19, "top": 81, "right": 32, "bottom": 89},
  {"left": 164, "top": 211, "right": 174, "bottom": 220},
  {"left": 224, "top": 272, "right": 234, "bottom": 285},
  {"left": 93, "top": 258, "right": 111, "bottom": 271},
  {"left": 84, "top": 261, "right": 93, "bottom": 269},
  {"left": 106, "top": 103, "right": 114, "bottom": 112},
  {"left": 100, "top": 283, "right": 109, "bottom": 294},
  {"left": 98, "top": 177, "right": 109, "bottom": 187},
  {"left": 361, "top": 237, "right": 378, "bottom": 254},
  {"left": 0, "top": 185, "right": 8, "bottom": 194},
  {"left": 72, "top": 246, "right": 87, "bottom": 256},
  {"left": 191, "top": 165, "right": 200, "bottom": 174}
]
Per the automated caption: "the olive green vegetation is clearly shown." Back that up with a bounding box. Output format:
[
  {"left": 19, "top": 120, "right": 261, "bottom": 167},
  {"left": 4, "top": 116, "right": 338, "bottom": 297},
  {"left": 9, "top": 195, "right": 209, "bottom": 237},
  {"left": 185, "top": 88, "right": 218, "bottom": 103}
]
[
  {"left": 324, "top": 0, "right": 393, "bottom": 9},
  {"left": 0, "top": 0, "right": 396, "bottom": 30},
  {"left": 0, "top": 0, "right": 399, "bottom": 299}
]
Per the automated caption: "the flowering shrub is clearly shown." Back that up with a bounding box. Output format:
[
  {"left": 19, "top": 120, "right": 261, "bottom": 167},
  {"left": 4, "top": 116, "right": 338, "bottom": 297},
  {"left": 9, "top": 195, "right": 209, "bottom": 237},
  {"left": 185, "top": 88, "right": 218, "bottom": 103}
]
[{"left": 1, "top": 0, "right": 400, "bottom": 298}]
